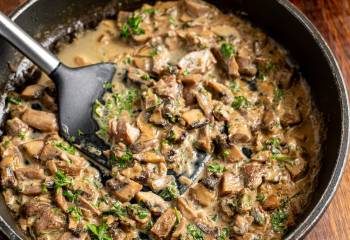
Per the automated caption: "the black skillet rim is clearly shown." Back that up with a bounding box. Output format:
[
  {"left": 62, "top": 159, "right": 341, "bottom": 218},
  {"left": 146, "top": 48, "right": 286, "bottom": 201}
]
[{"left": 0, "top": 0, "right": 349, "bottom": 239}]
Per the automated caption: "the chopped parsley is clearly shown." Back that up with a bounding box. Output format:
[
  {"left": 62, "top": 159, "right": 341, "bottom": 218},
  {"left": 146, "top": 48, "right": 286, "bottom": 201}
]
[
  {"left": 257, "top": 61, "right": 276, "bottom": 80},
  {"left": 256, "top": 193, "right": 267, "bottom": 202},
  {"left": 141, "top": 74, "right": 150, "bottom": 81},
  {"left": 271, "top": 153, "right": 293, "bottom": 162},
  {"left": 267, "top": 137, "right": 282, "bottom": 154},
  {"left": 220, "top": 42, "right": 235, "bottom": 59},
  {"left": 103, "top": 82, "right": 113, "bottom": 90},
  {"left": 109, "top": 201, "right": 127, "bottom": 218},
  {"left": 7, "top": 96, "right": 22, "bottom": 105},
  {"left": 207, "top": 162, "right": 225, "bottom": 174},
  {"left": 54, "top": 170, "right": 72, "bottom": 189},
  {"left": 230, "top": 81, "right": 240, "bottom": 93},
  {"left": 169, "top": 16, "right": 176, "bottom": 25},
  {"left": 222, "top": 150, "right": 229, "bottom": 159},
  {"left": 53, "top": 141, "right": 76, "bottom": 155},
  {"left": 143, "top": 8, "right": 158, "bottom": 14},
  {"left": 274, "top": 88, "right": 284, "bottom": 102},
  {"left": 120, "top": 15, "right": 145, "bottom": 39},
  {"left": 218, "top": 228, "right": 230, "bottom": 240},
  {"left": 117, "top": 148, "right": 133, "bottom": 168},
  {"left": 231, "top": 96, "right": 250, "bottom": 110},
  {"left": 159, "top": 181, "right": 179, "bottom": 201},
  {"left": 271, "top": 209, "right": 289, "bottom": 233},
  {"left": 67, "top": 206, "right": 83, "bottom": 221},
  {"left": 87, "top": 223, "right": 112, "bottom": 240},
  {"left": 187, "top": 224, "right": 204, "bottom": 240},
  {"left": 63, "top": 190, "right": 81, "bottom": 202},
  {"left": 18, "top": 131, "right": 26, "bottom": 140},
  {"left": 183, "top": 69, "right": 190, "bottom": 76},
  {"left": 149, "top": 49, "right": 158, "bottom": 57},
  {"left": 127, "top": 204, "right": 149, "bottom": 219}
]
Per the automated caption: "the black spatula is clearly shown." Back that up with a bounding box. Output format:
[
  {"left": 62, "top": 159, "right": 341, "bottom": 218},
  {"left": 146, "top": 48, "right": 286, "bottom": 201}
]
[
  {"left": 0, "top": 12, "right": 114, "bottom": 168},
  {"left": 0, "top": 12, "right": 209, "bottom": 193}
]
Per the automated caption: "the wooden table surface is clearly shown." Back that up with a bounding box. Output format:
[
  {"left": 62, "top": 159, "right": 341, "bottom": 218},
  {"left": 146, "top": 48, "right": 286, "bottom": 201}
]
[{"left": 1, "top": 0, "right": 350, "bottom": 239}]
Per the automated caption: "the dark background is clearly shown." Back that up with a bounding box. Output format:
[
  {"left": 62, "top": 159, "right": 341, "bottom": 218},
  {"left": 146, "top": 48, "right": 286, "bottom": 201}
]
[{"left": 1, "top": 0, "right": 350, "bottom": 239}]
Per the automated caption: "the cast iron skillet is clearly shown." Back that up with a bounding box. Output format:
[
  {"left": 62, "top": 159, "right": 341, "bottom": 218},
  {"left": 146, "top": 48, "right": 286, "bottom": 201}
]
[{"left": 0, "top": 0, "right": 348, "bottom": 239}]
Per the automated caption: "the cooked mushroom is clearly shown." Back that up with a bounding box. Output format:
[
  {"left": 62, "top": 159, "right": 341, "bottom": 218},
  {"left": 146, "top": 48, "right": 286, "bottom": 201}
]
[
  {"left": 190, "top": 183, "right": 215, "bottom": 207},
  {"left": 136, "top": 191, "right": 170, "bottom": 215},
  {"left": 220, "top": 172, "right": 244, "bottom": 196},
  {"left": 151, "top": 208, "right": 177, "bottom": 238},
  {"left": 182, "top": 109, "right": 208, "bottom": 129},
  {"left": 106, "top": 176, "right": 142, "bottom": 202},
  {"left": 21, "top": 108, "right": 58, "bottom": 132},
  {"left": 178, "top": 49, "right": 216, "bottom": 74}
]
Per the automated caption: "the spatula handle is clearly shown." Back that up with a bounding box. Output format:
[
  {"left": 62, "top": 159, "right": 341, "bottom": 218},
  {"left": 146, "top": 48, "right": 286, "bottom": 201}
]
[{"left": 0, "top": 11, "right": 60, "bottom": 74}]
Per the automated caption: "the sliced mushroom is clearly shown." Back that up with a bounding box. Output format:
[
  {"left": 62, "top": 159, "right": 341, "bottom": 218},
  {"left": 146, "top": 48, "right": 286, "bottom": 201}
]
[
  {"left": 262, "top": 194, "right": 280, "bottom": 210},
  {"left": 178, "top": 49, "right": 216, "bottom": 74},
  {"left": 21, "top": 140, "right": 44, "bottom": 160},
  {"left": 228, "top": 111, "right": 252, "bottom": 143},
  {"left": 222, "top": 145, "right": 246, "bottom": 162},
  {"left": 14, "top": 167, "right": 45, "bottom": 180},
  {"left": 183, "top": 0, "right": 215, "bottom": 17},
  {"left": 21, "top": 108, "right": 58, "bottom": 132},
  {"left": 220, "top": 172, "right": 244, "bottom": 196},
  {"left": 6, "top": 117, "right": 29, "bottom": 137},
  {"left": 196, "top": 124, "right": 213, "bottom": 153},
  {"left": 151, "top": 208, "right": 177, "bottom": 238},
  {"left": 127, "top": 66, "right": 152, "bottom": 86},
  {"left": 154, "top": 75, "right": 182, "bottom": 99},
  {"left": 110, "top": 117, "right": 140, "bottom": 145},
  {"left": 177, "top": 197, "right": 197, "bottom": 220},
  {"left": 136, "top": 191, "right": 170, "bottom": 215},
  {"left": 236, "top": 47, "right": 257, "bottom": 76},
  {"left": 133, "top": 151, "right": 165, "bottom": 163},
  {"left": 286, "top": 158, "right": 308, "bottom": 180},
  {"left": 206, "top": 81, "right": 233, "bottom": 104},
  {"left": 190, "top": 183, "right": 215, "bottom": 207},
  {"left": 107, "top": 176, "right": 142, "bottom": 202},
  {"left": 232, "top": 214, "right": 254, "bottom": 236},
  {"left": 182, "top": 109, "right": 208, "bottom": 129},
  {"left": 21, "top": 84, "right": 45, "bottom": 99},
  {"left": 243, "top": 163, "right": 264, "bottom": 189},
  {"left": 195, "top": 89, "right": 213, "bottom": 118}
]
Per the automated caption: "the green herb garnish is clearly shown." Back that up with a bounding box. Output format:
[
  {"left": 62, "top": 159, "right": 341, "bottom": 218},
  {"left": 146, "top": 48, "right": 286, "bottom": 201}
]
[
  {"left": 218, "top": 228, "right": 230, "bottom": 240},
  {"left": 118, "top": 148, "right": 133, "bottom": 168},
  {"left": 7, "top": 97, "right": 22, "bottom": 105},
  {"left": 143, "top": 8, "right": 158, "bottom": 14},
  {"left": 149, "top": 49, "right": 158, "bottom": 57},
  {"left": 231, "top": 96, "right": 250, "bottom": 110},
  {"left": 187, "top": 224, "right": 204, "bottom": 240},
  {"left": 63, "top": 190, "right": 82, "bottom": 202},
  {"left": 256, "top": 193, "right": 267, "bottom": 202},
  {"left": 87, "top": 223, "right": 112, "bottom": 240},
  {"left": 54, "top": 170, "right": 72, "bottom": 189},
  {"left": 121, "top": 15, "right": 145, "bottom": 39},
  {"left": 67, "top": 206, "right": 83, "bottom": 221},
  {"left": 127, "top": 204, "right": 149, "bottom": 219},
  {"left": 169, "top": 16, "right": 176, "bottom": 25},
  {"left": 207, "top": 162, "right": 225, "bottom": 174},
  {"left": 220, "top": 42, "right": 235, "bottom": 59},
  {"left": 159, "top": 181, "right": 179, "bottom": 201},
  {"left": 103, "top": 82, "right": 113, "bottom": 90},
  {"left": 274, "top": 88, "right": 284, "bottom": 102},
  {"left": 141, "top": 74, "right": 150, "bottom": 81},
  {"left": 53, "top": 141, "right": 76, "bottom": 155},
  {"left": 109, "top": 201, "right": 127, "bottom": 218},
  {"left": 271, "top": 209, "right": 288, "bottom": 233}
]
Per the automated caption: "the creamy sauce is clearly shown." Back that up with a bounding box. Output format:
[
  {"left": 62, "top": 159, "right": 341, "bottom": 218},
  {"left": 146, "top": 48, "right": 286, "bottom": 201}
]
[{"left": 0, "top": 1, "right": 322, "bottom": 240}]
